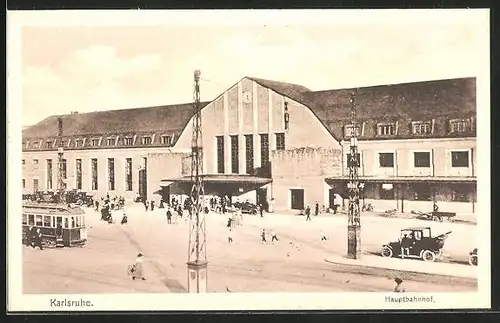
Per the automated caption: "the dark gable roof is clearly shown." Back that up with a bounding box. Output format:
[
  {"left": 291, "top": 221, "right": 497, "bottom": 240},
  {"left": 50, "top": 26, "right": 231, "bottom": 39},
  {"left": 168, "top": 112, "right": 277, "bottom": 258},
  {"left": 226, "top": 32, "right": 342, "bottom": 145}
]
[
  {"left": 22, "top": 76, "right": 476, "bottom": 146},
  {"left": 247, "top": 76, "right": 476, "bottom": 141},
  {"left": 22, "top": 102, "right": 210, "bottom": 142},
  {"left": 303, "top": 78, "right": 476, "bottom": 140},
  {"left": 247, "top": 77, "right": 311, "bottom": 105}
]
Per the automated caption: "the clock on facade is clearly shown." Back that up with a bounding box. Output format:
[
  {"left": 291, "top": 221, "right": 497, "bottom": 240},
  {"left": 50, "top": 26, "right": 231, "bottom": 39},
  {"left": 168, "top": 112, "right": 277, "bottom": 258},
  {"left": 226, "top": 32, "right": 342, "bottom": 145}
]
[{"left": 242, "top": 91, "right": 252, "bottom": 103}]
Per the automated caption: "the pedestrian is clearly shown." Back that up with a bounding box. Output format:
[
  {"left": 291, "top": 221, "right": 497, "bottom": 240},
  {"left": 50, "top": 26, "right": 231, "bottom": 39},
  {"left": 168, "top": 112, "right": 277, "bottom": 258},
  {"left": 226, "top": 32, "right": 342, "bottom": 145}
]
[
  {"left": 130, "top": 253, "right": 146, "bottom": 281},
  {"left": 95, "top": 200, "right": 100, "bottom": 211},
  {"left": 261, "top": 229, "right": 267, "bottom": 244},
  {"left": 393, "top": 278, "right": 405, "bottom": 292},
  {"left": 305, "top": 206, "right": 311, "bottom": 221},
  {"left": 121, "top": 210, "right": 128, "bottom": 225},
  {"left": 228, "top": 228, "right": 233, "bottom": 243},
  {"left": 177, "top": 205, "right": 183, "bottom": 218},
  {"left": 166, "top": 207, "right": 172, "bottom": 224},
  {"left": 151, "top": 201, "right": 155, "bottom": 212},
  {"left": 259, "top": 204, "right": 264, "bottom": 217},
  {"left": 433, "top": 202, "right": 439, "bottom": 212},
  {"left": 320, "top": 231, "right": 328, "bottom": 241},
  {"left": 27, "top": 226, "right": 35, "bottom": 247},
  {"left": 315, "top": 202, "right": 319, "bottom": 216},
  {"left": 271, "top": 230, "right": 279, "bottom": 242},
  {"left": 34, "top": 228, "right": 43, "bottom": 250}
]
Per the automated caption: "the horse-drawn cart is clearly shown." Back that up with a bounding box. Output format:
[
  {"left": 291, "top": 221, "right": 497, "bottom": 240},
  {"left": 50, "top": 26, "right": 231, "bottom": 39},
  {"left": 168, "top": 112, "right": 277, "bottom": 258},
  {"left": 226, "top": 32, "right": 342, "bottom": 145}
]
[{"left": 413, "top": 211, "right": 456, "bottom": 222}]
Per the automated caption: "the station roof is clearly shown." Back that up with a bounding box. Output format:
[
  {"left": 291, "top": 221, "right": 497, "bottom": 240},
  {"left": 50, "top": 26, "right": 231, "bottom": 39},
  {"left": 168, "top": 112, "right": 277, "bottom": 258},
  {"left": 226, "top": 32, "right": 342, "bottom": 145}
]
[
  {"left": 23, "top": 76, "right": 475, "bottom": 146},
  {"left": 22, "top": 101, "right": 210, "bottom": 145},
  {"left": 160, "top": 174, "right": 272, "bottom": 196},
  {"left": 161, "top": 174, "right": 272, "bottom": 185}
]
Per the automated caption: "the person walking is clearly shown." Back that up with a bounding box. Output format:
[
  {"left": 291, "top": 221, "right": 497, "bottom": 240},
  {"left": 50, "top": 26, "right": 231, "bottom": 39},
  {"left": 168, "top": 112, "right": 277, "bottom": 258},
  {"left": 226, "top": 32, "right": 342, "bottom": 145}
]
[
  {"left": 314, "top": 202, "right": 319, "bottom": 216},
  {"left": 271, "top": 230, "right": 279, "bottom": 243},
  {"left": 166, "top": 207, "right": 173, "bottom": 224},
  {"left": 144, "top": 200, "right": 148, "bottom": 211},
  {"left": 121, "top": 210, "right": 128, "bottom": 225},
  {"left": 34, "top": 228, "right": 43, "bottom": 250},
  {"left": 393, "top": 278, "right": 405, "bottom": 292},
  {"left": 130, "top": 253, "right": 146, "bottom": 281},
  {"left": 259, "top": 204, "right": 264, "bottom": 217},
  {"left": 151, "top": 201, "right": 155, "bottom": 212},
  {"left": 305, "top": 206, "right": 311, "bottom": 221},
  {"left": 261, "top": 229, "right": 267, "bottom": 244},
  {"left": 228, "top": 228, "right": 233, "bottom": 243}
]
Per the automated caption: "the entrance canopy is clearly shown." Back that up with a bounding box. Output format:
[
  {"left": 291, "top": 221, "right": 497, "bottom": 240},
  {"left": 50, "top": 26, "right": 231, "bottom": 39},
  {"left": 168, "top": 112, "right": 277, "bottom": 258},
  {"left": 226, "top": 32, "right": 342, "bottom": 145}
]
[
  {"left": 325, "top": 176, "right": 477, "bottom": 185},
  {"left": 161, "top": 174, "right": 272, "bottom": 196}
]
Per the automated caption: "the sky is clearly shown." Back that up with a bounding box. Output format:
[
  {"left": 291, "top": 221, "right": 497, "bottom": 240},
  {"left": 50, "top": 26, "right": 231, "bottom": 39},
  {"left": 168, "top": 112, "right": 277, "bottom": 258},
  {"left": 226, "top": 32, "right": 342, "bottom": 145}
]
[{"left": 18, "top": 10, "right": 488, "bottom": 126}]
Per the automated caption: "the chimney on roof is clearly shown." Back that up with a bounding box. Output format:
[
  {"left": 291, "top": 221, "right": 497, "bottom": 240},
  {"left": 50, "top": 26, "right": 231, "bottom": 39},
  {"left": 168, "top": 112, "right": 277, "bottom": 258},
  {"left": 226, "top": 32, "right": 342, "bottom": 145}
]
[{"left": 58, "top": 117, "right": 63, "bottom": 137}]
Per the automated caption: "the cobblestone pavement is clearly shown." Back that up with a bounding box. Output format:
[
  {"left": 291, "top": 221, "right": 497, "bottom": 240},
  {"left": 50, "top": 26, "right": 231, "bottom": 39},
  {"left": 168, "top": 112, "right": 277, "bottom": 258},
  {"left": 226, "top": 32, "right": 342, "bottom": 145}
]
[{"left": 22, "top": 203, "right": 477, "bottom": 294}]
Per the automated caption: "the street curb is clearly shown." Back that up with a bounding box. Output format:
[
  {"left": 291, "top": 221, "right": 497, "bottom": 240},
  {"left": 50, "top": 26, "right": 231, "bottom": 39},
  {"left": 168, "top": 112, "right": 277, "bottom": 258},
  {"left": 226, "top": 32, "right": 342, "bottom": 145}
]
[{"left": 324, "top": 258, "right": 477, "bottom": 287}]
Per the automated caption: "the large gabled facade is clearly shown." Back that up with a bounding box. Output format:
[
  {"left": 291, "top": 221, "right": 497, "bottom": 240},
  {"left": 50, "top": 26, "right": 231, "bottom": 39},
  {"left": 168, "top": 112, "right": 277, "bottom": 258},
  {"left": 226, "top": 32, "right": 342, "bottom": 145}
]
[{"left": 22, "top": 76, "right": 477, "bottom": 216}]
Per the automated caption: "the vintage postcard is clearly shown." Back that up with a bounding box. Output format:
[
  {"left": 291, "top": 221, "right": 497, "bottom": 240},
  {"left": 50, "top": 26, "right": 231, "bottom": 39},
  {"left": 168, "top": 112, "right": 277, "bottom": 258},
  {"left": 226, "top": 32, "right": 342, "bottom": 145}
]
[{"left": 7, "top": 9, "right": 491, "bottom": 311}]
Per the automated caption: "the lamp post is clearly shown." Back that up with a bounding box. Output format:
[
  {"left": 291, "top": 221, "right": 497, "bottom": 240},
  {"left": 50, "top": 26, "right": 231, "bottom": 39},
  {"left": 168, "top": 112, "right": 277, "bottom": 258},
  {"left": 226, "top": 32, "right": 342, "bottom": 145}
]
[
  {"left": 347, "top": 91, "right": 361, "bottom": 259},
  {"left": 57, "top": 117, "right": 66, "bottom": 204},
  {"left": 187, "top": 70, "right": 208, "bottom": 293}
]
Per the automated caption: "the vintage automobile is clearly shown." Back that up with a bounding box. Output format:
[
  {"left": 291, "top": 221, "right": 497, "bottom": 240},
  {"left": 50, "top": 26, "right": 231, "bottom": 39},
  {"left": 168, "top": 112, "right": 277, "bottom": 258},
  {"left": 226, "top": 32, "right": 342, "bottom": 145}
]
[
  {"left": 22, "top": 201, "right": 88, "bottom": 248},
  {"left": 469, "top": 248, "right": 478, "bottom": 266},
  {"left": 381, "top": 227, "right": 452, "bottom": 262},
  {"left": 65, "top": 190, "right": 94, "bottom": 206},
  {"left": 233, "top": 201, "right": 258, "bottom": 215}
]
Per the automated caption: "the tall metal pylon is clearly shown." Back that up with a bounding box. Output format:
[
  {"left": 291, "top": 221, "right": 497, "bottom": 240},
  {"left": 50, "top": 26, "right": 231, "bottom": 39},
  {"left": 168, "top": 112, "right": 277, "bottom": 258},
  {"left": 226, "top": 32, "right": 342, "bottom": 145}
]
[
  {"left": 347, "top": 90, "right": 361, "bottom": 259},
  {"left": 57, "top": 117, "right": 66, "bottom": 204},
  {"left": 187, "top": 70, "right": 208, "bottom": 293}
]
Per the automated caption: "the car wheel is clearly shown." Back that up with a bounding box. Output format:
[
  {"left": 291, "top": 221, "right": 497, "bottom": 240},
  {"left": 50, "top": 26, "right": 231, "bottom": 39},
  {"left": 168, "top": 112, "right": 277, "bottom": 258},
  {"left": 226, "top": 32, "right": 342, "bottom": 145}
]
[
  {"left": 381, "top": 246, "right": 393, "bottom": 258},
  {"left": 422, "top": 250, "right": 436, "bottom": 262},
  {"left": 432, "top": 216, "right": 439, "bottom": 221},
  {"left": 469, "top": 255, "right": 478, "bottom": 266}
]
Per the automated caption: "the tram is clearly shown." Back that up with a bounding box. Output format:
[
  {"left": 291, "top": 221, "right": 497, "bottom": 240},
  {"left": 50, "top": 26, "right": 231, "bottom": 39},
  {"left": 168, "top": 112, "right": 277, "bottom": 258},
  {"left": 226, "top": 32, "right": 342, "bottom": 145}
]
[{"left": 22, "top": 202, "right": 88, "bottom": 248}]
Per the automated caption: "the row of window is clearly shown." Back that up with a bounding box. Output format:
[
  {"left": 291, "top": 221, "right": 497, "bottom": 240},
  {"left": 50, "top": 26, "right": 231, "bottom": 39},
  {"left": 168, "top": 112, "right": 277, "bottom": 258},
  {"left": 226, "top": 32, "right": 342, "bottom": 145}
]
[
  {"left": 373, "top": 183, "right": 471, "bottom": 202},
  {"left": 216, "top": 133, "right": 285, "bottom": 174},
  {"left": 23, "top": 134, "right": 173, "bottom": 150},
  {"left": 22, "top": 213, "right": 85, "bottom": 229},
  {"left": 373, "top": 150, "right": 470, "bottom": 168},
  {"left": 344, "top": 118, "right": 474, "bottom": 138},
  {"left": 26, "top": 157, "right": 139, "bottom": 192}
]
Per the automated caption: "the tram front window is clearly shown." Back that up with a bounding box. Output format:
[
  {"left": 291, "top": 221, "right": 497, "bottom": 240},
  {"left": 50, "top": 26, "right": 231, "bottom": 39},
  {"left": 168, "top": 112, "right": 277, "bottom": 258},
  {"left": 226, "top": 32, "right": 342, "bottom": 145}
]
[
  {"left": 28, "top": 214, "right": 34, "bottom": 226},
  {"left": 43, "top": 216, "right": 52, "bottom": 227},
  {"left": 22, "top": 214, "right": 27, "bottom": 225},
  {"left": 35, "top": 215, "right": 43, "bottom": 226},
  {"left": 71, "top": 217, "right": 75, "bottom": 228},
  {"left": 64, "top": 217, "right": 69, "bottom": 229},
  {"left": 75, "top": 216, "right": 81, "bottom": 228}
]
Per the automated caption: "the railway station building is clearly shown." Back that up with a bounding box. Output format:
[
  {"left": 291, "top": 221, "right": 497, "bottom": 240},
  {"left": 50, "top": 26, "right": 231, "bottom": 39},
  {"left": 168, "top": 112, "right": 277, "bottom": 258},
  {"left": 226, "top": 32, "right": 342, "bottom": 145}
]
[{"left": 22, "top": 76, "right": 477, "bottom": 216}]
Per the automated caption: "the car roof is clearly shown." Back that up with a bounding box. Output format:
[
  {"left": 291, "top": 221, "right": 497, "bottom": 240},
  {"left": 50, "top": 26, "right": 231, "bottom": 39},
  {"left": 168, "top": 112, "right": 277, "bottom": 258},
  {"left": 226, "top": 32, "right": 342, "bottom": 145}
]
[{"left": 401, "top": 227, "right": 431, "bottom": 231}]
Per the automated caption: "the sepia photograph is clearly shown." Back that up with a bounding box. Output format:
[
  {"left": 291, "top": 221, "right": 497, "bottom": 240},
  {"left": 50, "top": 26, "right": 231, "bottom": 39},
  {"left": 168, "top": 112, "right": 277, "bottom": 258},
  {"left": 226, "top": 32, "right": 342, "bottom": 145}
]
[{"left": 7, "top": 9, "right": 490, "bottom": 311}]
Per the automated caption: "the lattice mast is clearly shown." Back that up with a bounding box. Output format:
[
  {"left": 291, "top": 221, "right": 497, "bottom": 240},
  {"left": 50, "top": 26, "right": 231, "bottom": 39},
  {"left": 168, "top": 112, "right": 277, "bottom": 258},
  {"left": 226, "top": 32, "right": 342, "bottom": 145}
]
[
  {"left": 187, "top": 70, "right": 208, "bottom": 293},
  {"left": 347, "top": 90, "right": 361, "bottom": 259},
  {"left": 57, "top": 117, "right": 66, "bottom": 203}
]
